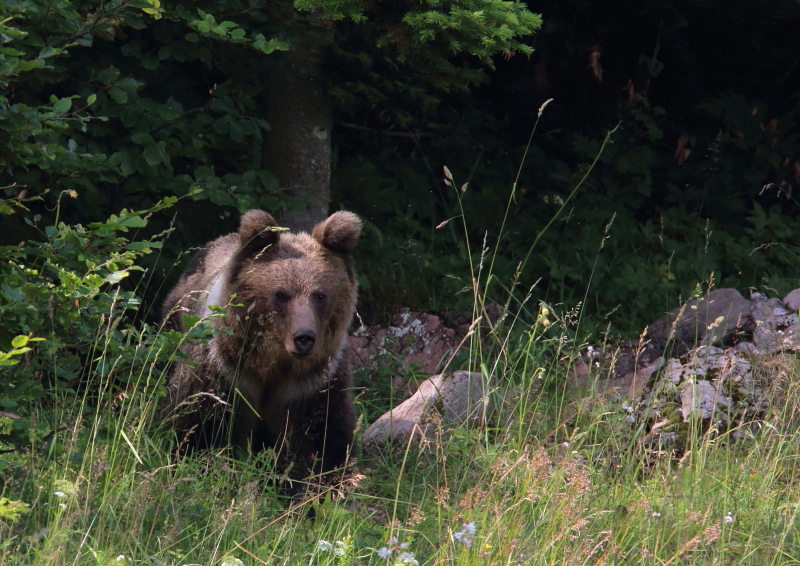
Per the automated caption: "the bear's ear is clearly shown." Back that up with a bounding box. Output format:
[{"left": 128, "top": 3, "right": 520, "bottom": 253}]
[
  {"left": 312, "top": 211, "right": 361, "bottom": 254},
  {"left": 238, "top": 210, "right": 280, "bottom": 253}
]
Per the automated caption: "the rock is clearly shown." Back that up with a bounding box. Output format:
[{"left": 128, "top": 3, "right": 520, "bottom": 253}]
[
  {"left": 632, "top": 345, "right": 766, "bottom": 455},
  {"left": 751, "top": 292, "right": 799, "bottom": 353},
  {"left": 783, "top": 289, "right": 800, "bottom": 313},
  {"left": 678, "top": 380, "right": 729, "bottom": 421},
  {"left": 362, "top": 371, "right": 494, "bottom": 455},
  {"left": 349, "top": 309, "right": 461, "bottom": 382},
  {"left": 611, "top": 289, "right": 753, "bottom": 378},
  {"left": 645, "top": 288, "right": 754, "bottom": 352}
]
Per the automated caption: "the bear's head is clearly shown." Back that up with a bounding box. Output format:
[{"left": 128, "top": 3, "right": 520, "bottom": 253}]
[{"left": 222, "top": 210, "right": 361, "bottom": 368}]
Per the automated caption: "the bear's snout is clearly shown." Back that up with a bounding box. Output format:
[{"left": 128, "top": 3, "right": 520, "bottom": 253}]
[{"left": 291, "top": 329, "right": 317, "bottom": 356}]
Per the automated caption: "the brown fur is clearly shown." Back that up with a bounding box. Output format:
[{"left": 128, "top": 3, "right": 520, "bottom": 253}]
[{"left": 162, "top": 210, "right": 361, "bottom": 489}]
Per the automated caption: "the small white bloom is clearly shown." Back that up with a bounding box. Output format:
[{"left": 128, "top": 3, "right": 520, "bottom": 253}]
[
  {"left": 316, "top": 540, "right": 333, "bottom": 553},
  {"left": 562, "top": 441, "right": 570, "bottom": 448},
  {"left": 218, "top": 557, "right": 244, "bottom": 566},
  {"left": 725, "top": 512, "right": 734, "bottom": 524},
  {"left": 454, "top": 531, "right": 464, "bottom": 542},
  {"left": 397, "top": 551, "right": 419, "bottom": 565},
  {"left": 399, "top": 542, "right": 409, "bottom": 550},
  {"left": 58, "top": 503, "right": 66, "bottom": 510},
  {"left": 651, "top": 512, "right": 661, "bottom": 517},
  {"left": 377, "top": 547, "right": 392, "bottom": 559},
  {"left": 53, "top": 491, "right": 66, "bottom": 498},
  {"left": 333, "top": 541, "right": 346, "bottom": 557},
  {"left": 115, "top": 556, "right": 132, "bottom": 565}
]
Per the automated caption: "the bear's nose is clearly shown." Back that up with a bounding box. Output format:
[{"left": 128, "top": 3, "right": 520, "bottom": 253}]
[{"left": 292, "top": 330, "right": 317, "bottom": 355}]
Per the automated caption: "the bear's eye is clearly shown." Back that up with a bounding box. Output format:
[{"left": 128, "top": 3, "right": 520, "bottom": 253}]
[
  {"left": 275, "top": 291, "right": 290, "bottom": 303},
  {"left": 313, "top": 292, "right": 327, "bottom": 303}
]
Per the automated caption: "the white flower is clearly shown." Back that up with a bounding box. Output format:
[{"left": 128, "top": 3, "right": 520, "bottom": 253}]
[
  {"left": 725, "top": 512, "right": 734, "bottom": 524},
  {"left": 377, "top": 547, "right": 392, "bottom": 559},
  {"left": 53, "top": 491, "right": 66, "bottom": 498},
  {"left": 218, "top": 557, "right": 244, "bottom": 566},
  {"left": 115, "top": 556, "right": 132, "bottom": 565},
  {"left": 333, "top": 541, "right": 347, "bottom": 557},
  {"left": 397, "top": 551, "right": 419, "bottom": 565},
  {"left": 562, "top": 441, "right": 570, "bottom": 448},
  {"left": 58, "top": 503, "right": 66, "bottom": 510},
  {"left": 316, "top": 540, "right": 333, "bottom": 553}
]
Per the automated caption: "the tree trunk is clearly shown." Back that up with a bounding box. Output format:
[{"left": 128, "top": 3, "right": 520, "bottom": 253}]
[{"left": 262, "top": 40, "right": 332, "bottom": 234}]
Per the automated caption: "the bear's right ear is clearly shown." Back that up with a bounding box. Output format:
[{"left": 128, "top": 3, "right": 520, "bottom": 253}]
[{"left": 238, "top": 210, "right": 280, "bottom": 254}]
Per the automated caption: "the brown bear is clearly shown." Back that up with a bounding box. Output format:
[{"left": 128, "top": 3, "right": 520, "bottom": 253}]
[{"left": 161, "top": 209, "right": 360, "bottom": 490}]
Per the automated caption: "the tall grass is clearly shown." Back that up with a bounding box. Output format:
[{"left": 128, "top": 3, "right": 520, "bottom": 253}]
[
  {"left": 3, "top": 296, "right": 800, "bottom": 565},
  {"left": 3, "top": 122, "right": 800, "bottom": 565}
]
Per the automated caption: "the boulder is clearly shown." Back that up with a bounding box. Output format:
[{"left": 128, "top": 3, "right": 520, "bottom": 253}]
[
  {"left": 614, "top": 288, "right": 754, "bottom": 376},
  {"left": 362, "top": 371, "right": 495, "bottom": 455}
]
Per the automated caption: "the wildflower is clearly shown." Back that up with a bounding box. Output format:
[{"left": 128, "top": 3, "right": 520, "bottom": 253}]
[
  {"left": 453, "top": 522, "right": 477, "bottom": 548},
  {"left": 725, "top": 512, "right": 734, "bottom": 524},
  {"left": 626, "top": 416, "right": 636, "bottom": 424},
  {"left": 53, "top": 491, "right": 66, "bottom": 498},
  {"left": 621, "top": 403, "right": 632, "bottom": 412},
  {"left": 562, "top": 442, "right": 570, "bottom": 448},
  {"left": 218, "top": 557, "right": 244, "bottom": 566},
  {"left": 115, "top": 556, "right": 132, "bottom": 565},
  {"left": 377, "top": 547, "right": 392, "bottom": 559},
  {"left": 399, "top": 542, "right": 409, "bottom": 550},
  {"left": 333, "top": 541, "right": 347, "bottom": 557},
  {"left": 58, "top": 503, "right": 66, "bottom": 510},
  {"left": 651, "top": 512, "right": 661, "bottom": 517},
  {"left": 396, "top": 551, "right": 419, "bottom": 565},
  {"left": 316, "top": 540, "right": 333, "bottom": 553}
]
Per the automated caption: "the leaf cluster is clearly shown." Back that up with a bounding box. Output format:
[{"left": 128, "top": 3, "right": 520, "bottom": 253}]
[{"left": 0, "top": 199, "right": 181, "bottom": 464}]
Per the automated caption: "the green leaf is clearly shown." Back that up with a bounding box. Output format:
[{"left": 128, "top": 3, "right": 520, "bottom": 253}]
[
  {"left": 11, "top": 336, "right": 28, "bottom": 349},
  {"left": 52, "top": 98, "right": 72, "bottom": 114},
  {"left": 109, "top": 86, "right": 128, "bottom": 104},
  {"left": 182, "top": 315, "right": 201, "bottom": 328},
  {"left": 142, "top": 146, "right": 161, "bottom": 167},
  {"left": 105, "top": 270, "right": 129, "bottom": 285}
]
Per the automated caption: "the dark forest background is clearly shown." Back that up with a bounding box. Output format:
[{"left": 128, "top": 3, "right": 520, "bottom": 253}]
[{"left": 3, "top": 0, "right": 800, "bottom": 339}]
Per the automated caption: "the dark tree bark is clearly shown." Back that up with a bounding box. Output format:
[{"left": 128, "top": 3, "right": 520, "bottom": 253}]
[{"left": 263, "top": 39, "right": 332, "bottom": 234}]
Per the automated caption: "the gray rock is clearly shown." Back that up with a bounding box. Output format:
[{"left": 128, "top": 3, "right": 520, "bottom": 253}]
[
  {"left": 751, "top": 292, "right": 799, "bottom": 353},
  {"left": 613, "top": 288, "right": 753, "bottom": 376},
  {"left": 633, "top": 346, "right": 763, "bottom": 455},
  {"left": 679, "top": 379, "right": 729, "bottom": 421},
  {"left": 362, "top": 371, "right": 494, "bottom": 455},
  {"left": 783, "top": 289, "right": 800, "bottom": 313}
]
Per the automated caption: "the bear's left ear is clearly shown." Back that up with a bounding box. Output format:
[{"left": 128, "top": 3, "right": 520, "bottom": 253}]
[{"left": 312, "top": 211, "right": 361, "bottom": 254}]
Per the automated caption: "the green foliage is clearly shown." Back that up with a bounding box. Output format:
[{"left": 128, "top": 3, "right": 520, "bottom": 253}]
[
  {"left": 335, "top": 53, "right": 800, "bottom": 334},
  {"left": 0, "top": 198, "right": 179, "bottom": 464},
  {"left": 0, "top": 497, "right": 30, "bottom": 524}
]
